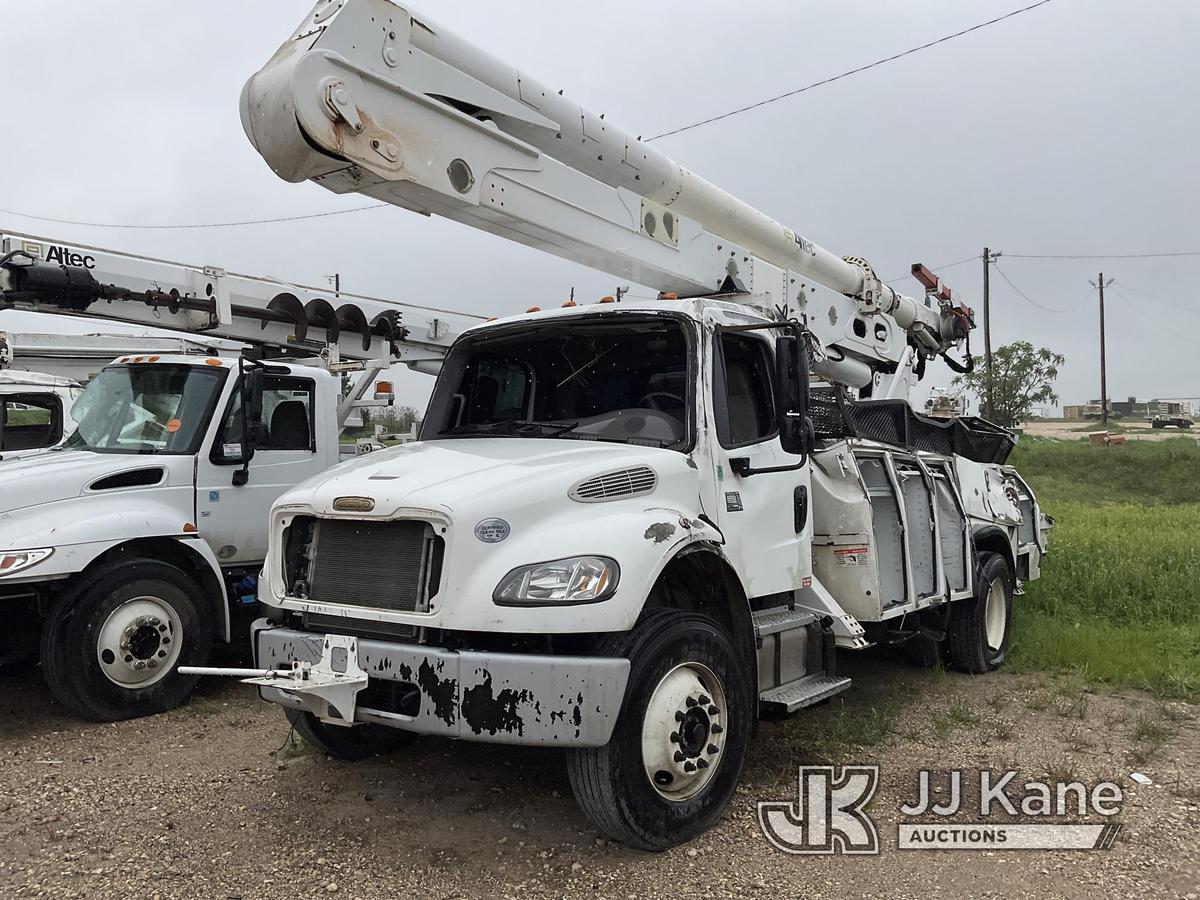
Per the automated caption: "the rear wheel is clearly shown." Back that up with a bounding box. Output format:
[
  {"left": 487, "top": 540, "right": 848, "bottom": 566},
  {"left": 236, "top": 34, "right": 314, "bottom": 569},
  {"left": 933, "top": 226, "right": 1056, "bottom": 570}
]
[
  {"left": 284, "top": 708, "right": 415, "bottom": 760},
  {"left": 567, "top": 609, "right": 753, "bottom": 851},
  {"left": 947, "top": 552, "right": 1013, "bottom": 673},
  {"left": 40, "top": 561, "right": 212, "bottom": 721}
]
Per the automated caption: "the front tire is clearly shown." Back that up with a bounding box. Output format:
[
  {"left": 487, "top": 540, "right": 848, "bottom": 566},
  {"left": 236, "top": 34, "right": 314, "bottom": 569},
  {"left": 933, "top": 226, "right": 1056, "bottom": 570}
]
[
  {"left": 284, "top": 708, "right": 415, "bottom": 760},
  {"left": 947, "top": 551, "right": 1013, "bottom": 673},
  {"left": 40, "top": 561, "right": 212, "bottom": 721},
  {"left": 567, "top": 609, "right": 753, "bottom": 851}
]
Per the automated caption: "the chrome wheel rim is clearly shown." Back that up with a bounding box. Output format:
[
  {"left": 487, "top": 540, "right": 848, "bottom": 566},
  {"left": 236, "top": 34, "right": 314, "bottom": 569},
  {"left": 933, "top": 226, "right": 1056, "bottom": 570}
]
[
  {"left": 641, "top": 662, "right": 727, "bottom": 802},
  {"left": 984, "top": 578, "right": 1007, "bottom": 650},
  {"left": 96, "top": 597, "right": 182, "bottom": 688}
]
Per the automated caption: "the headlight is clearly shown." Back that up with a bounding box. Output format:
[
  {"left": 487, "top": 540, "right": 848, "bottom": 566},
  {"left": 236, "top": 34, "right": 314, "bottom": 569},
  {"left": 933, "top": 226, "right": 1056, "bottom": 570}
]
[
  {"left": 493, "top": 556, "right": 619, "bottom": 605},
  {"left": 0, "top": 548, "right": 53, "bottom": 577}
]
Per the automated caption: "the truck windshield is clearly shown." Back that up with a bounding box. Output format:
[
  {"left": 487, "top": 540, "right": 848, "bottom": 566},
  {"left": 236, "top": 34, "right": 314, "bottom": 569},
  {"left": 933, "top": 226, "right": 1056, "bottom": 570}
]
[
  {"left": 422, "top": 314, "right": 693, "bottom": 450},
  {"left": 60, "top": 364, "right": 225, "bottom": 455}
]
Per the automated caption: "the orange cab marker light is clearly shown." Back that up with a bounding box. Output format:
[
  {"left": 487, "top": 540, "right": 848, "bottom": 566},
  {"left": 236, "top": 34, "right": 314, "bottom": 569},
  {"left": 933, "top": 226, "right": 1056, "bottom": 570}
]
[
  {"left": 182, "top": 523, "right": 198, "bottom": 534},
  {"left": 166, "top": 418, "right": 182, "bottom": 434},
  {"left": 132, "top": 356, "right": 144, "bottom": 363},
  {"left": 375, "top": 381, "right": 394, "bottom": 394},
  {"left": 598, "top": 296, "right": 616, "bottom": 304},
  {"left": 658, "top": 291, "right": 678, "bottom": 300},
  {"left": 526, "top": 306, "right": 542, "bottom": 313},
  {"left": 148, "top": 355, "right": 160, "bottom": 363},
  {"left": 118, "top": 357, "right": 129, "bottom": 363},
  {"left": 562, "top": 300, "right": 577, "bottom": 307},
  {"left": 204, "top": 358, "right": 223, "bottom": 366}
]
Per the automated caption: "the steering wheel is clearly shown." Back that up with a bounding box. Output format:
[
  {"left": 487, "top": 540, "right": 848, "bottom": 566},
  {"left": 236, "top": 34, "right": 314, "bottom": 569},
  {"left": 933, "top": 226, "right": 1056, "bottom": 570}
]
[{"left": 637, "top": 392, "right": 685, "bottom": 413}]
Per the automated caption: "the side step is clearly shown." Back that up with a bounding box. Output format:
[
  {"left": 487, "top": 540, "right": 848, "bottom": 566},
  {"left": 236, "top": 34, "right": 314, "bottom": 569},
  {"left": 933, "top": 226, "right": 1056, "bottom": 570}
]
[{"left": 760, "top": 674, "right": 852, "bottom": 713}]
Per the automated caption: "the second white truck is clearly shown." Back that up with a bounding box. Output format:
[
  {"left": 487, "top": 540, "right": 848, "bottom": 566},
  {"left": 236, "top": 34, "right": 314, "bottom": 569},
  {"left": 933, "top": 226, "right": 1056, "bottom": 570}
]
[{"left": 0, "top": 233, "right": 482, "bottom": 715}]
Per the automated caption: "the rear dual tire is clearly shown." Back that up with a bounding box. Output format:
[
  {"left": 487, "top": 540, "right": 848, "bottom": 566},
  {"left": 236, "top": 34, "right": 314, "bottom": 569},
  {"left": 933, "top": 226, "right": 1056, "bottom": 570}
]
[{"left": 947, "top": 551, "right": 1013, "bottom": 673}]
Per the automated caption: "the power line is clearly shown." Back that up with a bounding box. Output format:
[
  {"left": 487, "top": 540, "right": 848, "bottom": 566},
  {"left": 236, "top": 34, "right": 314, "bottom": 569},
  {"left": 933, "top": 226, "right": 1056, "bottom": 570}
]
[
  {"left": 0, "top": 203, "right": 390, "bottom": 230},
  {"left": 642, "top": 0, "right": 1053, "bottom": 142},
  {"left": 992, "top": 263, "right": 1085, "bottom": 313},
  {"left": 1108, "top": 286, "right": 1171, "bottom": 330},
  {"left": 884, "top": 254, "right": 979, "bottom": 285},
  {"left": 1113, "top": 281, "right": 1200, "bottom": 315},
  {"left": 1005, "top": 249, "right": 1200, "bottom": 260}
]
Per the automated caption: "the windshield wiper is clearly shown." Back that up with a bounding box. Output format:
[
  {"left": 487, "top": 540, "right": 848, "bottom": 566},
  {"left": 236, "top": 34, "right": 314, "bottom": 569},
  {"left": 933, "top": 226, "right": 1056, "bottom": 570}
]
[{"left": 441, "top": 419, "right": 579, "bottom": 438}]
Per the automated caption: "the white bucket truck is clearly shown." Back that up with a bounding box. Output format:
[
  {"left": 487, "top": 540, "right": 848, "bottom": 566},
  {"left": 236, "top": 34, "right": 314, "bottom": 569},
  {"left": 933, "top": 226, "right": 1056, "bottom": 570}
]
[
  {"left": 0, "top": 233, "right": 481, "bottom": 717},
  {"left": 207, "top": 0, "right": 1052, "bottom": 850}
]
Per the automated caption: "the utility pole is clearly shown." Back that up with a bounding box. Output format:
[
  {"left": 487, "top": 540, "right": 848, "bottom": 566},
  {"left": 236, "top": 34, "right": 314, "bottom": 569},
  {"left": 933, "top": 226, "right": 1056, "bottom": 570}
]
[
  {"left": 981, "top": 248, "right": 1001, "bottom": 419},
  {"left": 1089, "top": 273, "right": 1114, "bottom": 424}
]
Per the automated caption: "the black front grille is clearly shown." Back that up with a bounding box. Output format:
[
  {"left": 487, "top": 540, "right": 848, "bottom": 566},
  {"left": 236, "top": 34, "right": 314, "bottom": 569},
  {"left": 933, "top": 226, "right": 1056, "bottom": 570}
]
[{"left": 306, "top": 519, "right": 443, "bottom": 612}]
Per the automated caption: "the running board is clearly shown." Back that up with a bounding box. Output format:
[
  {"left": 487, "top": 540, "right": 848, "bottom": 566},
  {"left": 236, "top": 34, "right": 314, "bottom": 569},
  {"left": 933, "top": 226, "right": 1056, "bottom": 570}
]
[{"left": 759, "top": 674, "right": 852, "bottom": 713}]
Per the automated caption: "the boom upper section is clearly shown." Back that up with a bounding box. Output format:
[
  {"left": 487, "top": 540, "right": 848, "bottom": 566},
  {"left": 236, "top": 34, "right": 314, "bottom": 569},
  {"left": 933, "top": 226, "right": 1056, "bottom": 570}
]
[{"left": 241, "top": 0, "right": 973, "bottom": 393}]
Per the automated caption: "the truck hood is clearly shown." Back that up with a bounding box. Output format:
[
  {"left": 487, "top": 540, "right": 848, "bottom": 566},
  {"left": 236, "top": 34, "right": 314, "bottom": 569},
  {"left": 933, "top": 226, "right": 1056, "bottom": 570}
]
[
  {"left": 0, "top": 450, "right": 177, "bottom": 516},
  {"left": 280, "top": 438, "right": 701, "bottom": 518}
]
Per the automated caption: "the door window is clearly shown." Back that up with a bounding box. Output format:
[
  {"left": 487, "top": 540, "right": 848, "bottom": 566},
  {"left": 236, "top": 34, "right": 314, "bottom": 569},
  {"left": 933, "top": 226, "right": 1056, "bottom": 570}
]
[
  {"left": 716, "top": 334, "right": 776, "bottom": 448},
  {"left": 0, "top": 394, "right": 62, "bottom": 451},
  {"left": 218, "top": 375, "right": 316, "bottom": 456}
]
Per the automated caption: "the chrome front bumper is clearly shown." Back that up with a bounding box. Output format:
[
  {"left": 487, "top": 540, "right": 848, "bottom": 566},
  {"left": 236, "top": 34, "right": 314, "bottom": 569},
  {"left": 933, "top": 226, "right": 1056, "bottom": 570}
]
[{"left": 252, "top": 621, "right": 630, "bottom": 747}]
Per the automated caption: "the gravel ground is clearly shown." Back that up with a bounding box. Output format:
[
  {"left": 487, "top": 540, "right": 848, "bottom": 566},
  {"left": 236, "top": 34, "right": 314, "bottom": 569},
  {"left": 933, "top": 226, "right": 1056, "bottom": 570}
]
[{"left": 1, "top": 654, "right": 1196, "bottom": 899}]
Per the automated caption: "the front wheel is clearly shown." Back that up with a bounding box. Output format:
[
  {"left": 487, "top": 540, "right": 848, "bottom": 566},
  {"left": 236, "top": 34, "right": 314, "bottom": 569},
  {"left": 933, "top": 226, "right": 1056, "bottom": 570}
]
[
  {"left": 947, "top": 552, "right": 1013, "bottom": 673},
  {"left": 567, "top": 609, "right": 753, "bottom": 851},
  {"left": 40, "top": 561, "right": 212, "bottom": 721}
]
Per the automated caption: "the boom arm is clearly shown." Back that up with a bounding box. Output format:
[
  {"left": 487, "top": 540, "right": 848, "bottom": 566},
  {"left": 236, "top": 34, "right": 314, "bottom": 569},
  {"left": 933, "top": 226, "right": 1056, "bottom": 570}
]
[
  {"left": 241, "top": 0, "right": 973, "bottom": 392},
  {"left": 0, "top": 231, "right": 483, "bottom": 368}
]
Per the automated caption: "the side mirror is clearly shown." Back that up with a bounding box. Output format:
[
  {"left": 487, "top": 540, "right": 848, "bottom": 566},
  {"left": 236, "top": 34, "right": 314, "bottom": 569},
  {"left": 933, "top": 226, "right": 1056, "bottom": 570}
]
[
  {"left": 775, "top": 332, "right": 811, "bottom": 456},
  {"left": 233, "top": 363, "right": 267, "bottom": 486}
]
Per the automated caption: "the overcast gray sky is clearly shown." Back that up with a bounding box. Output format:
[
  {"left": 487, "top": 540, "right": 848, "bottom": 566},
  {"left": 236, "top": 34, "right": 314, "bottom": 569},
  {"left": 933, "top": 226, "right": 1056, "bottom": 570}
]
[{"left": 2, "top": 0, "right": 1197, "bottom": 411}]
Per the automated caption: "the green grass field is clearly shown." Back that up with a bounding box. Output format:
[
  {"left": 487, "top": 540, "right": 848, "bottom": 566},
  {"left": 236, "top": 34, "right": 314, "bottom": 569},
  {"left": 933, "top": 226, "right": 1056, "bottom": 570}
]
[{"left": 1006, "top": 438, "right": 1200, "bottom": 699}]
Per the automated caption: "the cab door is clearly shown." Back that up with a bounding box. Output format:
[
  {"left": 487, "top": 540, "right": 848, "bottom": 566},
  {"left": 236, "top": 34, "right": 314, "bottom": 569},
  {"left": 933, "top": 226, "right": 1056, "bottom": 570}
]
[
  {"left": 705, "top": 320, "right": 813, "bottom": 600},
  {"left": 194, "top": 371, "right": 328, "bottom": 565}
]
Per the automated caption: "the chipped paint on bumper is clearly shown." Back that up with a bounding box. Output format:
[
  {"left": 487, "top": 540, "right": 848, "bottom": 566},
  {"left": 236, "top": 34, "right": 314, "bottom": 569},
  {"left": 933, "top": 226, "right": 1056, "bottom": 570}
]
[{"left": 252, "top": 622, "right": 630, "bottom": 747}]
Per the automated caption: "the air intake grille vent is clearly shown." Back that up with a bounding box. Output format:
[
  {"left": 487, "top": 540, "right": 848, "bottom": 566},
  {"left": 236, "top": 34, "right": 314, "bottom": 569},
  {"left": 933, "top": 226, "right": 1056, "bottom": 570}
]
[{"left": 569, "top": 466, "right": 657, "bottom": 502}]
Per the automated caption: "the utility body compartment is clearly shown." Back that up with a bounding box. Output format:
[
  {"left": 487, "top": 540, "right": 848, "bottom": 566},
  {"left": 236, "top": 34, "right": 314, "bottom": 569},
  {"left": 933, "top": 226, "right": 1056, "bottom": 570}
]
[{"left": 810, "top": 441, "right": 973, "bottom": 624}]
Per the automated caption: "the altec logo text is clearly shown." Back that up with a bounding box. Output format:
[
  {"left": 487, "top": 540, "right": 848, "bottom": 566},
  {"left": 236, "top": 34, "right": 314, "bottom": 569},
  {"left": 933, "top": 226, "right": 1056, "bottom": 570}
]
[{"left": 44, "top": 245, "right": 96, "bottom": 269}]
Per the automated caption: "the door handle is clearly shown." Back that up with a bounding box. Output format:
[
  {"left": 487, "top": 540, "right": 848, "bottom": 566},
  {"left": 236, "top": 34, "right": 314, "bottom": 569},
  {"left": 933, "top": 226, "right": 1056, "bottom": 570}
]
[{"left": 794, "top": 485, "right": 809, "bottom": 533}]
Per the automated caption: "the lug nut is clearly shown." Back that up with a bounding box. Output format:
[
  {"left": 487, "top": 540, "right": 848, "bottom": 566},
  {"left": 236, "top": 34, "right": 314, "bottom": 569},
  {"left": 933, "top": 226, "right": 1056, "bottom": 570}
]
[
  {"left": 134, "top": 660, "right": 147, "bottom": 670},
  {"left": 673, "top": 751, "right": 685, "bottom": 763},
  {"left": 697, "top": 758, "right": 710, "bottom": 769},
  {"left": 147, "top": 659, "right": 158, "bottom": 669},
  {"left": 707, "top": 743, "right": 719, "bottom": 755},
  {"left": 708, "top": 705, "right": 719, "bottom": 716},
  {"left": 698, "top": 694, "right": 710, "bottom": 705},
  {"left": 685, "top": 696, "right": 697, "bottom": 708},
  {"left": 683, "top": 761, "right": 697, "bottom": 773},
  {"left": 711, "top": 724, "right": 723, "bottom": 734},
  {"left": 674, "top": 710, "right": 685, "bottom": 722},
  {"left": 669, "top": 732, "right": 680, "bottom": 743}
]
